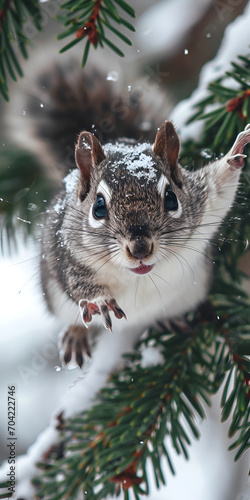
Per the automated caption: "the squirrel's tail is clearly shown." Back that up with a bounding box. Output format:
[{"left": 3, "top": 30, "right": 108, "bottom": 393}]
[{"left": 5, "top": 55, "right": 172, "bottom": 178}]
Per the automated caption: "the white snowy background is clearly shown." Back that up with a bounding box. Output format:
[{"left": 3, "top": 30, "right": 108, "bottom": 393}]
[{"left": 0, "top": 0, "right": 250, "bottom": 499}]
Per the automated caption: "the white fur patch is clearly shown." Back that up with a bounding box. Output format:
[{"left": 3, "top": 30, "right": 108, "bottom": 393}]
[
  {"left": 88, "top": 207, "right": 106, "bottom": 228},
  {"left": 157, "top": 174, "right": 182, "bottom": 218},
  {"left": 96, "top": 179, "right": 112, "bottom": 204},
  {"left": 88, "top": 180, "right": 111, "bottom": 228},
  {"left": 169, "top": 200, "right": 182, "bottom": 219},
  {"left": 157, "top": 174, "right": 169, "bottom": 197}
]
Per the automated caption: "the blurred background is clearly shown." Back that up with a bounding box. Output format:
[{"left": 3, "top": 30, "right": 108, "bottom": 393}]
[{"left": 0, "top": 0, "right": 250, "bottom": 499}]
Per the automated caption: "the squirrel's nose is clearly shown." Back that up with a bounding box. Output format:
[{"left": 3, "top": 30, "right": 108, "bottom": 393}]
[{"left": 126, "top": 240, "right": 153, "bottom": 261}]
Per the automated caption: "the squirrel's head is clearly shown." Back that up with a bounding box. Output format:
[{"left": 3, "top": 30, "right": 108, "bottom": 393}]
[
  {"left": 73, "top": 121, "right": 249, "bottom": 277},
  {"left": 74, "top": 121, "right": 188, "bottom": 275}
]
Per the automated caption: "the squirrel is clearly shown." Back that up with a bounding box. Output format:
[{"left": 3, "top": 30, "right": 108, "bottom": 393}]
[{"left": 7, "top": 58, "right": 250, "bottom": 370}]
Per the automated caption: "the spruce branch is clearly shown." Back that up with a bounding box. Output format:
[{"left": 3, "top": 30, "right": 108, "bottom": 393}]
[
  {"left": 57, "top": 0, "right": 135, "bottom": 65},
  {"left": 0, "top": 146, "right": 57, "bottom": 253},
  {"left": 182, "top": 53, "right": 250, "bottom": 161},
  {"left": 0, "top": 0, "right": 42, "bottom": 101},
  {"left": 0, "top": 0, "right": 135, "bottom": 101},
  {"left": 27, "top": 293, "right": 249, "bottom": 499},
  {"left": 30, "top": 315, "right": 216, "bottom": 499}
]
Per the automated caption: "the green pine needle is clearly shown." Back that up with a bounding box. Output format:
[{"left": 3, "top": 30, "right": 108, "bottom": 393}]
[
  {"left": 113, "top": 0, "right": 135, "bottom": 17},
  {"left": 184, "top": 54, "right": 250, "bottom": 155},
  {"left": 81, "top": 38, "right": 90, "bottom": 67},
  {"left": 0, "top": 146, "right": 57, "bottom": 253},
  {"left": 0, "top": 0, "right": 42, "bottom": 101},
  {"left": 59, "top": 37, "right": 82, "bottom": 53},
  {"left": 101, "top": 35, "right": 125, "bottom": 57},
  {"left": 101, "top": 18, "right": 133, "bottom": 45}
]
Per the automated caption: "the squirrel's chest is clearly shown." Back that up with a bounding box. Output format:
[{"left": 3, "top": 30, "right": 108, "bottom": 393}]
[{"left": 109, "top": 253, "right": 209, "bottom": 325}]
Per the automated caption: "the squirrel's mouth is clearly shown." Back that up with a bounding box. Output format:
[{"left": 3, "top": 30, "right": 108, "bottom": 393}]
[{"left": 128, "top": 262, "right": 154, "bottom": 275}]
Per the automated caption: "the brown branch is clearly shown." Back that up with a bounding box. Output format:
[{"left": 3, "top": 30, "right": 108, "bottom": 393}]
[
  {"left": 226, "top": 89, "right": 250, "bottom": 122},
  {"left": 76, "top": 0, "right": 102, "bottom": 45}
]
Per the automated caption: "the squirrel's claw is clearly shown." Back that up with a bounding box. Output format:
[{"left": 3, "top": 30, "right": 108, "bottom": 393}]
[
  {"left": 60, "top": 325, "right": 91, "bottom": 369},
  {"left": 79, "top": 297, "right": 126, "bottom": 331},
  {"left": 100, "top": 303, "right": 113, "bottom": 331},
  {"left": 227, "top": 123, "right": 250, "bottom": 168},
  {"left": 79, "top": 299, "right": 100, "bottom": 327},
  {"left": 105, "top": 299, "right": 127, "bottom": 320}
]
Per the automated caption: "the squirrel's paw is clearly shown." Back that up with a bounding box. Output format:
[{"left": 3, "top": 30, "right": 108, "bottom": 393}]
[
  {"left": 79, "top": 298, "right": 126, "bottom": 331},
  {"left": 227, "top": 123, "right": 250, "bottom": 168},
  {"left": 60, "top": 325, "right": 91, "bottom": 368}
]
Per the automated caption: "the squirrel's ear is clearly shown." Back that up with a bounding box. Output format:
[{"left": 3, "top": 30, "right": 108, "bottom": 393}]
[
  {"left": 75, "top": 132, "right": 105, "bottom": 182},
  {"left": 75, "top": 132, "right": 105, "bottom": 201},
  {"left": 153, "top": 121, "right": 183, "bottom": 188}
]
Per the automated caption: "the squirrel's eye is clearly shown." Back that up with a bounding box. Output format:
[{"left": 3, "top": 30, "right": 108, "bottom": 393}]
[
  {"left": 93, "top": 195, "right": 108, "bottom": 219},
  {"left": 164, "top": 186, "right": 178, "bottom": 211}
]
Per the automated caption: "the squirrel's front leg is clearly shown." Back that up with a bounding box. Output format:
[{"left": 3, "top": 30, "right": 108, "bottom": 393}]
[{"left": 59, "top": 287, "right": 126, "bottom": 368}]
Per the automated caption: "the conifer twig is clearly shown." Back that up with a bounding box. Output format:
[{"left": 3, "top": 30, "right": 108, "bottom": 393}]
[
  {"left": 57, "top": 0, "right": 135, "bottom": 65},
  {"left": 185, "top": 54, "right": 250, "bottom": 157},
  {"left": 0, "top": 0, "right": 135, "bottom": 101},
  {"left": 0, "top": 0, "right": 42, "bottom": 101}
]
